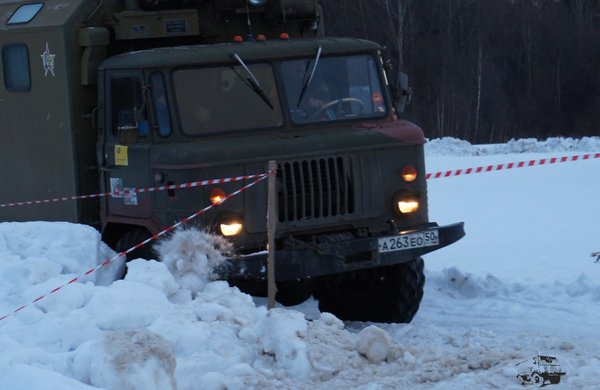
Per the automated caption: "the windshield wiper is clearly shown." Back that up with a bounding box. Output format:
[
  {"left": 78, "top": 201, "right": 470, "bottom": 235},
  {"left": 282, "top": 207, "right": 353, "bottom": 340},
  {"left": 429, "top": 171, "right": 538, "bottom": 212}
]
[
  {"left": 296, "top": 45, "right": 323, "bottom": 108},
  {"left": 232, "top": 53, "right": 274, "bottom": 110}
]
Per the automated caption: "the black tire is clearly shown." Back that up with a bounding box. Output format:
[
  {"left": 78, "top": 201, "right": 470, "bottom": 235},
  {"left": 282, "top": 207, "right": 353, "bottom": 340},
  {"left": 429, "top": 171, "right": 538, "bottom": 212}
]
[
  {"left": 229, "top": 279, "right": 314, "bottom": 307},
  {"left": 549, "top": 375, "right": 561, "bottom": 385},
  {"left": 531, "top": 372, "right": 543, "bottom": 387},
  {"left": 315, "top": 258, "right": 425, "bottom": 323},
  {"left": 115, "top": 229, "right": 156, "bottom": 262},
  {"left": 276, "top": 280, "right": 314, "bottom": 306}
]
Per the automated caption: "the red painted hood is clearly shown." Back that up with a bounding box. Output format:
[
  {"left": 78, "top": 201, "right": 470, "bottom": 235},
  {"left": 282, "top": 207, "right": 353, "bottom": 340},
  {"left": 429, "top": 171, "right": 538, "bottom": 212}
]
[{"left": 359, "top": 119, "right": 426, "bottom": 145}]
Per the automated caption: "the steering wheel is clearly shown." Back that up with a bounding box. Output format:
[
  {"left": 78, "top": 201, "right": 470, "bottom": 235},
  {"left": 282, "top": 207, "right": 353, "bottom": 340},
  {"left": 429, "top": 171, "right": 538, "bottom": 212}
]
[{"left": 313, "top": 97, "right": 365, "bottom": 118}]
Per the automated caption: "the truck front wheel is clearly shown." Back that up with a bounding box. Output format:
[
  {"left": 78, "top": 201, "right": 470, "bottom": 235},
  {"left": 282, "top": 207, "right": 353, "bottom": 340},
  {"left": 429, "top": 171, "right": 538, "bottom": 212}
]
[
  {"left": 315, "top": 258, "right": 425, "bottom": 323},
  {"left": 115, "top": 229, "right": 156, "bottom": 262}
]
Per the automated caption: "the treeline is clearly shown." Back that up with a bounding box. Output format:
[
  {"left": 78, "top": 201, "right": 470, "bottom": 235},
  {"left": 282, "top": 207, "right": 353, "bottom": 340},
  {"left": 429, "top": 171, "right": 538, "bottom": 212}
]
[{"left": 321, "top": 0, "right": 600, "bottom": 143}]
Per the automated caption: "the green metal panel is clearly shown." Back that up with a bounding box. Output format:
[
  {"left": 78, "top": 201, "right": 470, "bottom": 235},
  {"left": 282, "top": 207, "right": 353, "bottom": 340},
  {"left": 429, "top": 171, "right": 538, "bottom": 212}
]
[
  {"left": 0, "top": 30, "right": 79, "bottom": 221},
  {"left": 0, "top": 0, "right": 100, "bottom": 224}
]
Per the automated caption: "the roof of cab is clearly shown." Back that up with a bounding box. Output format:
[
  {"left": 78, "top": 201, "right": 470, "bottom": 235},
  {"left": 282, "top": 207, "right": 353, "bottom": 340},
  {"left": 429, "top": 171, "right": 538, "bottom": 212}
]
[{"left": 99, "top": 38, "right": 381, "bottom": 70}]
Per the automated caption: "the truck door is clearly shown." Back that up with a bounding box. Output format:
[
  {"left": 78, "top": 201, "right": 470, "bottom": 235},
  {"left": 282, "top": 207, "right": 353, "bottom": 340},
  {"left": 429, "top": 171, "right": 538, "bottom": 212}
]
[{"left": 101, "top": 71, "right": 153, "bottom": 219}]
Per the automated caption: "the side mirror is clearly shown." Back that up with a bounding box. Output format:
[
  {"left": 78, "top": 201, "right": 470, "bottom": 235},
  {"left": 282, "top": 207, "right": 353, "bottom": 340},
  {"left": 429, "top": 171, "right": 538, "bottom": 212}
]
[
  {"left": 393, "top": 72, "right": 412, "bottom": 113},
  {"left": 117, "top": 109, "right": 139, "bottom": 145},
  {"left": 118, "top": 127, "right": 139, "bottom": 145}
]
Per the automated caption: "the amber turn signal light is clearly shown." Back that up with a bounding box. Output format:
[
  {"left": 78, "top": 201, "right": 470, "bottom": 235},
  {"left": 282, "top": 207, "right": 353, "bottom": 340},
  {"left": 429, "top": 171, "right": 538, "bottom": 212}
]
[
  {"left": 210, "top": 188, "right": 226, "bottom": 204},
  {"left": 402, "top": 165, "right": 417, "bottom": 182}
]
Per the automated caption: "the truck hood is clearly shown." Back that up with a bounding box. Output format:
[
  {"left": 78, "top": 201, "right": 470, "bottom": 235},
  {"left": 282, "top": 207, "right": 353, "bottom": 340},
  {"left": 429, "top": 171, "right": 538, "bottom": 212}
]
[{"left": 151, "top": 120, "right": 425, "bottom": 168}]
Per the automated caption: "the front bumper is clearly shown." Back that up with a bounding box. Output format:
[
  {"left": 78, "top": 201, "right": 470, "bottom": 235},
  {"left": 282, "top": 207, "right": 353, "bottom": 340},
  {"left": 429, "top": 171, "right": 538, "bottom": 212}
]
[{"left": 217, "top": 222, "right": 465, "bottom": 282}]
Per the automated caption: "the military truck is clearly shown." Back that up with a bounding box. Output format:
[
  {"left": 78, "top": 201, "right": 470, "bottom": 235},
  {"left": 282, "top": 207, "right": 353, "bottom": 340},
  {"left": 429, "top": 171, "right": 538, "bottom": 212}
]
[{"left": 0, "top": 0, "right": 464, "bottom": 323}]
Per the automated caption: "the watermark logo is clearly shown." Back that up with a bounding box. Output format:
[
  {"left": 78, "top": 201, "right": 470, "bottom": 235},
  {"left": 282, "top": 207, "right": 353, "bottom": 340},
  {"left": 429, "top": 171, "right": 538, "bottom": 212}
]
[{"left": 516, "top": 355, "right": 566, "bottom": 386}]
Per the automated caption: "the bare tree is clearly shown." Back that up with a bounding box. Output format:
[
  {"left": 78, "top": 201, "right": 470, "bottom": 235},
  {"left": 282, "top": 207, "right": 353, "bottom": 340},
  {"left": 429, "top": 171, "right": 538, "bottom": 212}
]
[{"left": 321, "top": 0, "right": 600, "bottom": 142}]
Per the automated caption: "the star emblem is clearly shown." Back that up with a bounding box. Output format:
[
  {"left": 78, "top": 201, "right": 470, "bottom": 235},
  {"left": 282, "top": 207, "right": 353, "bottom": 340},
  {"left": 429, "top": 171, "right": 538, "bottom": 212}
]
[{"left": 41, "top": 42, "right": 56, "bottom": 77}]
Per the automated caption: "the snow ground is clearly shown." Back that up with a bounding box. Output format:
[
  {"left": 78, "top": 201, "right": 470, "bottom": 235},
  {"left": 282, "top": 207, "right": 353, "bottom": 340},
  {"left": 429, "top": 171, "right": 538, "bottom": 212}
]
[{"left": 0, "top": 136, "right": 599, "bottom": 389}]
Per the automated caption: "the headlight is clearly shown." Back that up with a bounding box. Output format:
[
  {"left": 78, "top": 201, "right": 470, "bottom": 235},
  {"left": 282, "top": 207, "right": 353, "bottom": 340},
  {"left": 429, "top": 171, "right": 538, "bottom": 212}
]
[
  {"left": 394, "top": 193, "right": 420, "bottom": 215},
  {"left": 220, "top": 221, "right": 243, "bottom": 236},
  {"left": 397, "top": 200, "right": 419, "bottom": 214}
]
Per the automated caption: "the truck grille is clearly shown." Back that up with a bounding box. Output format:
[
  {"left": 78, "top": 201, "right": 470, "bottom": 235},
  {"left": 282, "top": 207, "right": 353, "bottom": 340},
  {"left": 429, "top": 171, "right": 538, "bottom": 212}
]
[{"left": 277, "top": 157, "right": 355, "bottom": 222}]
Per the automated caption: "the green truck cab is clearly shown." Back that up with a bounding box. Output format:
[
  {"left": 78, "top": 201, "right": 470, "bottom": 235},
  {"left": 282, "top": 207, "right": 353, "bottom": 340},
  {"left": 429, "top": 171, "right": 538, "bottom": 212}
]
[{"left": 0, "top": 0, "right": 464, "bottom": 323}]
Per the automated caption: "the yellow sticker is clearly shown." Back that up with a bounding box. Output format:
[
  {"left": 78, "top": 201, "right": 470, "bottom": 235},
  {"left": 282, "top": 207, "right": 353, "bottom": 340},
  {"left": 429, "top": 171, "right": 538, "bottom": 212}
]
[{"left": 115, "top": 145, "right": 129, "bottom": 166}]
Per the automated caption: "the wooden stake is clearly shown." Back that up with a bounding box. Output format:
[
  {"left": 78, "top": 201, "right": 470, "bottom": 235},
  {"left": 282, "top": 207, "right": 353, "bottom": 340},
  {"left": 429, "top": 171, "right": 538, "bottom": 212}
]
[{"left": 267, "top": 160, "right": 278, "bottom": 309}]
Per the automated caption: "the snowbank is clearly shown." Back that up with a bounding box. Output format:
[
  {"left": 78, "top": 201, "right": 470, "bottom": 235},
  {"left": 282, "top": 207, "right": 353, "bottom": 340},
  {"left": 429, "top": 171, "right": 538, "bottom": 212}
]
[{"left": 425, "top": 136, "right": 600, "bottom": 156}]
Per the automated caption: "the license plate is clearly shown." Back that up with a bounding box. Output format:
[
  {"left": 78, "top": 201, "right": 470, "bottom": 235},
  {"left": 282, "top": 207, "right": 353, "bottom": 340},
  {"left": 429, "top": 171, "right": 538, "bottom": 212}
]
[{"left": 378, "top": 230, "right": 439, "bottom": 253}]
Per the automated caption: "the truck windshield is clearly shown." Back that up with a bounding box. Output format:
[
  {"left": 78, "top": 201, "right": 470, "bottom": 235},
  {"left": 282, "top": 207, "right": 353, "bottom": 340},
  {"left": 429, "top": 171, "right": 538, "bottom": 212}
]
[
  {"left": 282, "top": 54, "right": 387, "bottom": 124},
  {"left": 174, "top": 63, "right": 282, "bottom": 134}
]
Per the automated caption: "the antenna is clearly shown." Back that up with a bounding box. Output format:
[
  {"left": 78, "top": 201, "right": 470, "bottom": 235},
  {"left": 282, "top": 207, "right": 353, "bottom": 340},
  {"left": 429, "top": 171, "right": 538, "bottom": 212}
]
[
  {"left": 244, "top": 0, "right": 267, "bottom": 41},
  {"left": 245, "top": 0, "right": 254, "bottom": 41}
]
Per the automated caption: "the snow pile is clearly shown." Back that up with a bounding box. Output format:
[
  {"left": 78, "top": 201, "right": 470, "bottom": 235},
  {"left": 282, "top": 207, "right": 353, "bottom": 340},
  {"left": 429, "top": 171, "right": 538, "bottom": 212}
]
[
  {"left": 355, "top": 326, "right": 392, "bottom": 364},
  {"left": 425, "top": 137, "right": 478, "bottom": 156},
  {"left": 0, "top": 222, "right": 124, "bottom": 288},
  {"left": 0, "top": 225, "right": 399, "bottom": 389},
  {"left": 72, "top": 328, "right": 177, "bottom": 390},
  {"left": 427, "top": 267, "right": 600, "bottom": 307},
  {"left": 154, "top": 227, "right": 232, "bottom": 297},
  {"left": 428, "top": 267, "right": 508, "bottom": 299},
  {"left": 255, "top": 308, "right": 311, "bottom": 378},
  {"left": 426, "top": 136, "right": 600, "bottom": 156},
  {"left": 0, "top": 222, "right": 123, "bottom": 326}
]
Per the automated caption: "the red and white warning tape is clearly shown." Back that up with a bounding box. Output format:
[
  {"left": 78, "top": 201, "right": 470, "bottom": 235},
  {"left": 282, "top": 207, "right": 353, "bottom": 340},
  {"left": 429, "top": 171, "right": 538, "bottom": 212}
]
[
  {"left": 0, "top": 192, "right": 106, "bottom": 209},
  {"left": 0, "top": 173, "right": 270, "bottom": 322},
  {"left": 426, "top": 153, "right": 600, "bottom": 180},
  {"left": 0, "top": 173, "right": 267, "bottom": 209},
  {"left": 2, "top": 153, "right": 599, "bottom": 209}
]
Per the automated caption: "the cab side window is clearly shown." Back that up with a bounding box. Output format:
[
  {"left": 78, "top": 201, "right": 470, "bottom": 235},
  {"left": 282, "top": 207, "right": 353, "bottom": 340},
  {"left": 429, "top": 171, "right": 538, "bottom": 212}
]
[
  {"left": 2, "top": 44, "right": 31, "bottom": 92},
  {"left": 111, "top": 76, "right": 148, "bottom": 137},
  {"left": 149, "top": 72, "right": 172, "bottom": 137}
]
